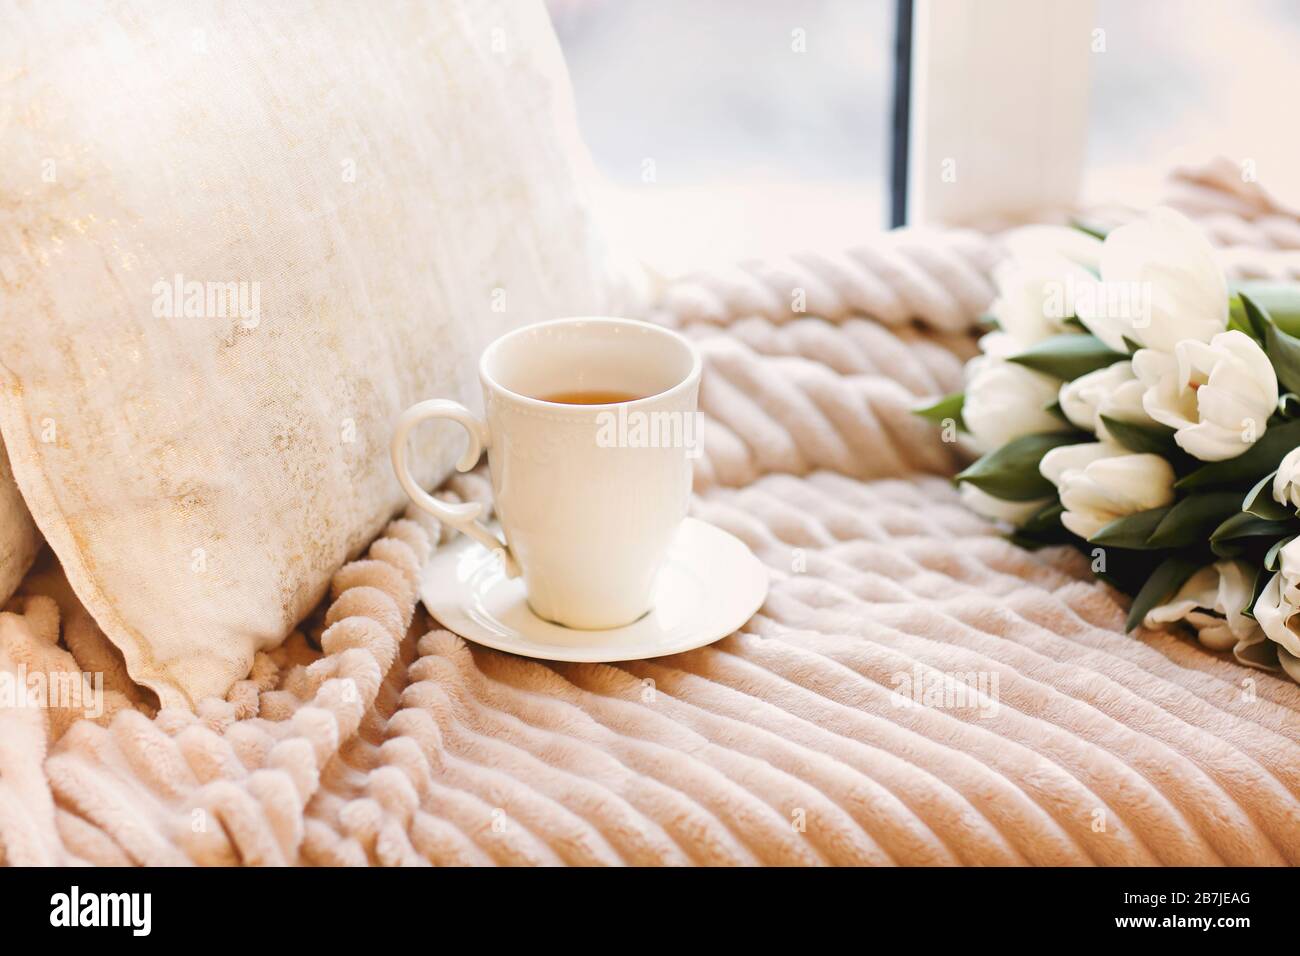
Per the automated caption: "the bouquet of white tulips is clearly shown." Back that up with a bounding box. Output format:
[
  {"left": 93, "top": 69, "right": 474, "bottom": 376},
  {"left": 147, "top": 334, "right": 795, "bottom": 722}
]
[{"left": 917, "top": 208, "right": 1300, "bottom": 684}]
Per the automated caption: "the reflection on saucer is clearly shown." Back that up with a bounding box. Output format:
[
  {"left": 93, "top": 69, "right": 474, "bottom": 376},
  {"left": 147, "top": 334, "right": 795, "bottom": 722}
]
[{"left": 421, "top": 518, "right": 769, "bottom": 662}]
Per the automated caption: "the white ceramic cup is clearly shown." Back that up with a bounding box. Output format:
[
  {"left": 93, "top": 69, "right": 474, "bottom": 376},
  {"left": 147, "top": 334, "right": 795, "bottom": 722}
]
[{"left": 392, "top": 316, "right": 702, "bottom": 630}]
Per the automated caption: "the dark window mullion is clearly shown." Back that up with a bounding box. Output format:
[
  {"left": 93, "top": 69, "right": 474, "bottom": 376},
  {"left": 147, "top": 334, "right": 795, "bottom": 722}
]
[{"left": 890, "top": 0, "right": 915, "bottom": 228}]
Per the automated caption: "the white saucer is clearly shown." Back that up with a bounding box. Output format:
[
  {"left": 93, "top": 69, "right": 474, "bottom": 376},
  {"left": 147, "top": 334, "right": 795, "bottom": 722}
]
[{"left": 419, "top": 517, "right": 769, "bottom": 662}]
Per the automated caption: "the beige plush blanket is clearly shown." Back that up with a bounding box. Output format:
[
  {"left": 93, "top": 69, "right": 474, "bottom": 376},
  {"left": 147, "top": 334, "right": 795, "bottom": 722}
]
[{"left": 2, "top": 175, "right": 1298, "bottom": 865}]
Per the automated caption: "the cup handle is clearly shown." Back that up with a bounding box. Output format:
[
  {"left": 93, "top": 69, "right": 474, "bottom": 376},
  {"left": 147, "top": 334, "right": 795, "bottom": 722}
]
[{"left": 390, "top": 399, "right": 520, "bottom": 577}]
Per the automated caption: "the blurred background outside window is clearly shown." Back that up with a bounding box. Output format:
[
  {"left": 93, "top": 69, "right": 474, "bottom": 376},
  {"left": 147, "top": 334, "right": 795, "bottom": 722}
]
[
  {"left": 548, "top": 0, "right": 891, "bottom": 273},
  {"left": 546, "top": 0, "right": 1300, "bottom": 272}
]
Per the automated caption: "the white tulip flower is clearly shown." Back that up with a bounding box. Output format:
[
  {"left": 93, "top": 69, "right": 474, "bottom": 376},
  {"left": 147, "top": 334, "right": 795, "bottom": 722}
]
[
  {"left": 989, "top": 253, "right": 1101, "bottom": 346},
  {"left": 990, "top": 225, "right": 1105, "bottom": 347},
  {"left": 1272, "top": 447, "right": 1300, "bottom": 513},
  {"left": 1039, "top": 441, "right": 1176, "bottom": 540},
  {"left": 1145, "top": 560, "right": 1274, "bottom": 668},
  {"left": 1252, "top": 538, "right": 1300, "bottom": 675},
  {"left": 1098, "top": 207, "right": 1229, "bottom": 353},
  {"left": 963, "top": 333, "right": 1068, "bottom": 453},
  {"left": 1057, "top": 360, "right": 1152, "bottom": 439},
  {"left": 1132, "top": 330, "right": 1277, "bottom": 461}
]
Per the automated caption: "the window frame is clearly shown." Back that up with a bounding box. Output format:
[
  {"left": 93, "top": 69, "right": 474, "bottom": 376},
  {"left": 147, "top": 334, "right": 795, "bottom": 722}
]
[{"left": 898, "top": 0, "right": 1095, "bottom": 226}]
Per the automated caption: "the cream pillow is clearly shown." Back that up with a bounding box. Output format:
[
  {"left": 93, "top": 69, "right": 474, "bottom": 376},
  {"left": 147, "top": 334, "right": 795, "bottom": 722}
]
[
  {"left": 0, "top": 451, "right": 40, "bottom": 604},
  {"left": 0, "top": 0, "right": 631, "bottom": 707}
]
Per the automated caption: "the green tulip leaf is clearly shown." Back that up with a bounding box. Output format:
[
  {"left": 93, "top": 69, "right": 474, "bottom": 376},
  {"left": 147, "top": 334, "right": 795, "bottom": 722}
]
[
  {"left": 1235, "top": 290, "right": 1271, "bottom": 342},
  {"left": 1243, "top": 564, "right": 1272, "bottom": 621},
  {"left": 1125, "top": 554, "right": 1204, "bottom": 632},
  {"left": 1009, "top": 502, "right": 1074, "bottom": 551},
  {"left": 1043, "top": 398, "right": 1073, "bottom": 426},
  {"left": 1020, "top": 501, "right": 1064, "bottom": 535},
  {"left": 1266, "top": 534, "right": 1296, "bottom": 571},
  {"left": 1089, "top": 506, "right": 1172, "bottom": 550},
  {"left": 1069, "top": 219, "right": 1108, "bottom": 242},
  {"left": 913, "top": 391, "right": 966, "bottom": 431},
  {"left": 1240, "top": 292, "right": 1300, "bottom": 395},
  {"left": 1176, "top": 418, "right": 1300, "bottom": 491},
  {"left": 1242, "top": 471, "right": 1289, "bottom": 520},
  {"left": 1231, "top": 282, "right": 1300, "bottom": 337},
  {"left": 1209, "top": 511, "right": 1296, "bottom": 558},
  {"left": 1227, "top": 295, "right": 1261, "bottom": 342},
  {"left": 955, "top": 432, "right": 1086, "bottom": 502},
  {"left": 1146, "top": 492, "right": 1244, "bottom": 549},
  {"left": 1006, "top": 334, "right": 1127, "bottom": 382},
  {"left": 1099, "top": 415, "right": 1179, "bottom": 457}
]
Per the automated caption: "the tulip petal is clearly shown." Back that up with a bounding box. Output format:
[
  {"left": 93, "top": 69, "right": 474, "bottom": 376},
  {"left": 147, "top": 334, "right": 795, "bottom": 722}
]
[
  {"left": 1273, "top": 447, "right": 1300, "bottom": 507},
  {"left": 1255, "top": 573, "right": 1300, "bottom": 658},
  {"left": 1100, "top": 207, "right": 1227, "bottom": 352},
  {"left": 1173, "top": 421, "right": 1248, "bottom": 461},
  {"left": 1060, "top": 510, "right": 1107, "bottom": 540},
  {"left": 1084, "top": 454, "right": 1177, "bottom": 511},
  {"left": 1039, "top": 441, "right": 1120, "bottom": 487}
]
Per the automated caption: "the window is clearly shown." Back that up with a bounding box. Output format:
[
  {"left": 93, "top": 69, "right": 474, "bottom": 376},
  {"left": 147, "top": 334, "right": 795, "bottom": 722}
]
[
  {"left": 552, "top": 0, "right": 1300, "bottom": 249},
  {"left": 548, "top": 0, "right": 895, "bottom": 272}
]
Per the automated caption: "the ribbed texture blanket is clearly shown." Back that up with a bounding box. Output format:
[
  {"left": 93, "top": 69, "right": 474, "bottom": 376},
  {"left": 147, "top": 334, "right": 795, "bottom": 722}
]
[{"left": 1, "top": 191, "right": 1298, "bottom": 865}]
